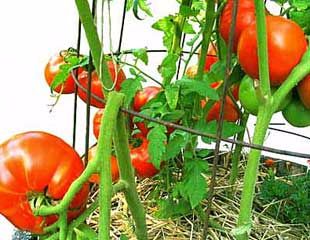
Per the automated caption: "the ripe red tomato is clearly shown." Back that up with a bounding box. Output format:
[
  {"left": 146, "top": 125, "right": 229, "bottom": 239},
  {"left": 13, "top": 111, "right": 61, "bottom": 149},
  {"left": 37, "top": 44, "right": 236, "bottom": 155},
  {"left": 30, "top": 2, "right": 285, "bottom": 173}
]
[
  {"left": 297, "top": 75, "right": 310, "bottom": 109},
  {"left": 93, "top": 108, "right": 103, "bottom": 139},
  {"left": 237, "top": 15, "right": 307, "bottom": 86},
  {"left": 77, "top": 61, "right": 126, "bottom": 108},
  {"left": 86, "top": 145, "right": 119, "bottom": 184},
  {"left": 203, "top": 96, "right": 240, "bottom": 122},
  {"left": 130, "top": 136, "right": 159, "bottom": 178},
  {"left": 219, "top": 0, "right": 256, "bottom": 52},
  {"left": 204, "top": 44, "right": 218, "bottom": 71},
  {"left": 0, "top": 132, "right": 89, "bottom": 234},
  {"left": 133, "top": 86, "right": 161, "bottom": 135},
  {"left": 264, "top": 158, "right": 275, "bottom": 167},
  {"left": 44, "top": 53, "right": 83, "bottom": 94}
]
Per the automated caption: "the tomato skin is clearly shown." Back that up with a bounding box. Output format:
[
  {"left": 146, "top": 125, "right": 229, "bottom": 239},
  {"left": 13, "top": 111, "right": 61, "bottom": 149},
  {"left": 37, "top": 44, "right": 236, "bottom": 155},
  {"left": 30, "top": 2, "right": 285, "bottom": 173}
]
[
  {"left": 93, "top": 108, "right": 104, "bottom": 139},
  {"left": 237, "top": 15, "right": 307, "bottom": 86},
  {"left": 133, "top": 86, "right": 161, "bottom": 111},
  {"left": 130, "top": 136, "right": 159, "bottom": 178},
  {"left": 77, "top": 61, "right": 126, "bottom": 108},
  {"left": 219, "top": 0, "right": 256, "bottom": 52},
  {"left": 264, "top": 158, "right": 275, "bottom": 167},
  {"left": 205, "top": 96, "right": 240, "bottom": 122},
  {"left": 133, "top": 86, "right": 162, "bottom": 135},
  {"left": 0, "top": 132, "right": 89, "bottom": 234},
  {"left": 282, "top": 98, "right": 310, "bottom": 127},
  {"left": 86, "top": 145, "right": 119, "bottom": 184},
  {"left": 44, "top": 53, "right": 83, "bottom": 94},
  {"left": 297, "top": 75, "right": 310, "bottom": 109}
]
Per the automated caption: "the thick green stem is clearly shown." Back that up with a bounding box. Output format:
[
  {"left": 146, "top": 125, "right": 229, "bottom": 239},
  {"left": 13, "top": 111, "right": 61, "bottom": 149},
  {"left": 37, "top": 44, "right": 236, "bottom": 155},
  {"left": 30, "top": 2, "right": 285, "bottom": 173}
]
[
  {"left": 197, "top": 0, "right": 216, "bottom": 81},
  {"left": 254, "top": 0, "right": 270, "bottom": 97},
  {"left": 95, "top": 92, "right": 124, "bottom": 240},
  {"left": 229, "top": 112, "right": 249, "bottom": 187},
  {"left": 236, "top": 106, "right": 272, "bottom": 240},
  {"left": 75, "top": 0, "right": 113, "bottom": 91},
  {"left": 58, "top": 212, "right": 68, "bottom": 240},
  {"left": 113, "top": 112, "right": 148, "bottom": 240}
]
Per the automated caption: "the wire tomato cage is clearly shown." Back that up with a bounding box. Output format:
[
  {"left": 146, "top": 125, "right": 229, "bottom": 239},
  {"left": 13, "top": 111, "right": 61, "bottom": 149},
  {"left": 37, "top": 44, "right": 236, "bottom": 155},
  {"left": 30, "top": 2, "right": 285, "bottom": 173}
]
[{"left": 68, "top": 0, "right": 310, "bottom": 170}]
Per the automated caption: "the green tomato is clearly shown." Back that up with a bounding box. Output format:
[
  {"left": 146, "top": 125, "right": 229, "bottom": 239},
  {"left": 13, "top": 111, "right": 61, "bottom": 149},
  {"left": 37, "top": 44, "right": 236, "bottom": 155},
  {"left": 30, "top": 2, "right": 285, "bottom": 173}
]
[
  {"left": 282, "top": 98, "right": 310, "bottom": 127},
  {"left": 239, "top": 75, "right": 292, "bottom": 115}
]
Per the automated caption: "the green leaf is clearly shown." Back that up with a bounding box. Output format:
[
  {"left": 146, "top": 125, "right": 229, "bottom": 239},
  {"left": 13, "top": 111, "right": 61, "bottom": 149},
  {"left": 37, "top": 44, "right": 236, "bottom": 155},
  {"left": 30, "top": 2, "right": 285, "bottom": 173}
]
[
  {"left": 165, "top": 84, "right": 180, "bottom": 110},
  {"left": 158, "top": 53, "right": 179, "bottom": 83},
  {"left": 164, "top": 130, "right": 190, "bottom": 160},
  {"left": 180, "top": 5, "right": 199, "bottom": 17},
  {"left": 289, "top": 8, "right": 310, "bottom": 34},
  {"left": 120, "top": 235, "right": 129, "bottom": 240},
  {"left": 195, "top": 120, "right": 244, "bottom": 144},
  {"left": 152, "top": 16, "right": 175, "bottom": 49},
  {"left": 178, "top": 77, "right": 219, "bottom": 100},
  {"left": 138, "top": 0, "right": 153, "bottom": 17},
  {"left": 120, "top": 76, "right": 143, "bottom": 107},
  {"left": 288, "top": 0, "right": 310, "bottom": 9},
  {"left": 162, "top": 110, "right": 184, "bottom": 122},
  {"left": 132, "top": 48, "right": 149, "bottom": 65},
  {"left": 183, "top": 21, "right": 196, "bottom": 34},
  {"left": 156, "top": 198, "right": 192, "bottom": 219},
  {"left": 178, "top": 160, "right": 208, "bottom": 209},
  {"left": 147, "top": 124, "right": 167, "bottom": 169}
]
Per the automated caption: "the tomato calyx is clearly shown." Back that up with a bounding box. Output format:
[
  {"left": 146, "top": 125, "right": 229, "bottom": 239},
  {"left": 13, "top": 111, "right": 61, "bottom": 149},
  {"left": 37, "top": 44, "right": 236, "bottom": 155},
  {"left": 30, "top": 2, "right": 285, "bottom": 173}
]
[{"left": 28, "top": 191, "right": 55, "bottom": 213}]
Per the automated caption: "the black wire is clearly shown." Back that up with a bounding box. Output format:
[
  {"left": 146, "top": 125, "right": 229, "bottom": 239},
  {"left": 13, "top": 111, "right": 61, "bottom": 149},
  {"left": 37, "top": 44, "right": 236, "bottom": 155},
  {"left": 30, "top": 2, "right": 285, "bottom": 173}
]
[{"left": 117, "top": 0, "right": 128, "bottom": 54}]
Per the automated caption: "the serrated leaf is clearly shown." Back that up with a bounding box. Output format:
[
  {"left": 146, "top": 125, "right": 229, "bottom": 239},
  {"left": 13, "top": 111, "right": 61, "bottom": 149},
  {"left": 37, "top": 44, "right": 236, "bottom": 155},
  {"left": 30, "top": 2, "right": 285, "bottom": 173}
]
[
  {"left": 164, "top": 131, "right": 190, "bottom": 160},
  {"left": 179, "top": 160, "right": 208, "bottom": 208},
  {"left": 178, "top": 77, "right": 219, "bottom": 100},
  {"left": 159, "top": 53, "right": 179, "bottom": 83},
  {"left": 156, "top": 198, "right": 192, "bottom": 219},
  {"left": 132, "top": 48, "right": 148, "bottom": 65},
  {"left": 147, "top": 124, "right": 167, "bottom": 169},
  {"left": 183, "top": 21, "right": 196, "bottom": 34},
  {"left": 120, "top": 76, "right": 143, "bottom": 107},
  {"left": 180, "top": 5, "right": 199, "bottom": 17},
  {"left": 138, "top": 0, "right": 153, "bottom": 17},
  {"left": 165, "top": 84, "right": 180, "bottom": 110},
  {"left": 152, "top": 16, "right": 175, "bottom": 49},
  {"left": 195, "top": 120, "right": 244, "bottom": 144}
]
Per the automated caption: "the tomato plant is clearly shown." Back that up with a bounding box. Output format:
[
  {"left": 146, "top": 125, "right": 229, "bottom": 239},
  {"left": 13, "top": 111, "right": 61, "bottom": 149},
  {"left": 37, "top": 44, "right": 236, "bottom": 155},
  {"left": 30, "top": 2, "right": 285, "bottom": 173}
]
[
  {"left": 219, "top": 0, "right": 256, "bottom": 52},
  {"left": 238, "top": 15, "right": 307, "bottom": 86},
  {"left": 130, "top": 135, "right": 159, "bottom": 178},
  {"left": 86, "top": 145, "right": 119, "bottom": 183},
  {"left": 0, "top": 132, "right": 89, "bottom": 234},
  {"left": 77, "top": 60, "right": 126, "bottom": 108},
  {"left": 297, "top": 74, "right": 310, "bottom": 109},
  {"left": 44, "top": 52, "right": 83, "bottom": 94}
]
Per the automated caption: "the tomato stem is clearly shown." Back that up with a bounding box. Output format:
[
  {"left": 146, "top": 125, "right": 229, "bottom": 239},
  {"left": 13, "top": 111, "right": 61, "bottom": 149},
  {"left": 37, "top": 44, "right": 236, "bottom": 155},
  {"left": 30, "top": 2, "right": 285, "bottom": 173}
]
[
  {"left": 254, "top": 0, "right": 271, "bottom": 98},
  {"left": 75, "top": 0, "right": 114, "bottom": 92},
  {"left": 113, "top": 110, "right": 148, "bottom": 240},
  {"left": 58, "top": 212, "right": 68, "bottom": 240},
  {"left": 97, "top": 92, "right": 124, "bottom": 240},
  {"left": 236, "top": 106, "right": 272, "bottom": 240},
  {"left": 229, "top": 112, "right": 249, "bottom": 188}
]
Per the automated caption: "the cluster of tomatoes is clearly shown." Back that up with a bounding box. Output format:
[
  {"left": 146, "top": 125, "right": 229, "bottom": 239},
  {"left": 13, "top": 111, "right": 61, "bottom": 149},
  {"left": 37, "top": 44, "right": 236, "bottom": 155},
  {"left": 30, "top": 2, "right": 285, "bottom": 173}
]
[{"left": 220, "top": 0, "right": 310, "bottom": 127}]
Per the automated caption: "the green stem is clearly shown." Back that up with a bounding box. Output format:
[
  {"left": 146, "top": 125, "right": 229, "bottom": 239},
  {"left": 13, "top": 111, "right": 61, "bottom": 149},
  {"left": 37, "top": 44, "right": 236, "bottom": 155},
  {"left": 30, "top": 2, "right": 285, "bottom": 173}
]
[
  {"left": 229, "top": 112, "right": 249, "bottom": 188},
  {"left": 236, "top": 106, "right": 272, "bottom": 240},
  {"left": 75, "top": 0, "right": 113, "bottom": 91},
  {"left": 97, "top": 92, "right": 124, "bottom": 240},
  {"left": 254, "top": 0, "right": 270, "bottom": 97},
  {"left": 58, "top": 212, "right": 68, "bottom": 240},
  {"left": 196, "top": 0, "right": 216, "bottom": 81},
  {"left": 113, "top": 112, "right": 148, "bottom": 240}
]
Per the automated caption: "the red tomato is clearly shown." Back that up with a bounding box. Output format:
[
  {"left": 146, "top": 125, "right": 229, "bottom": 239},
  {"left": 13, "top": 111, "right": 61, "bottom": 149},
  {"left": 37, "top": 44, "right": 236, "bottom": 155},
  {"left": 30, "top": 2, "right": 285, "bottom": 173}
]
[
  {"left": 219, "top": 0, "right": 256, "bottom": 52},
  {"left": 231, "top": 83, "right": 240, "bottom": 101},
  {"left": 86, "top": 145, "right": 119, "bottom": 184},
  {"left": 130, "top": 136, "right": 159, "bottom": 178},
  {"left": 133, "top": 86, "right": 161, "bottom": 135},
  {"left": 297, "top": 75, "right": 310, "bottom": 109},
  {"left": 204, "top": 44, "right": 218, "bottom": 71},
  {"left": 237, "top": 15, "right": 307, "bottom": 86},
  {"left": 203, "top": 96, "right": 240, "bottom": 122},
  {"left": 44, "top": 53, "right": 83, "bottom": 94},
  {"left": 264, "top": 158, "right": 275, "bottom": 167},
  {"left": 93, "top": 108, "right": 103, "bottom": 139},
  {"left": 0, "top": 132, "right": 89, "bottom": 234},
  {"left": 77, "top": 61, "right": 126, "bottom": 108}
]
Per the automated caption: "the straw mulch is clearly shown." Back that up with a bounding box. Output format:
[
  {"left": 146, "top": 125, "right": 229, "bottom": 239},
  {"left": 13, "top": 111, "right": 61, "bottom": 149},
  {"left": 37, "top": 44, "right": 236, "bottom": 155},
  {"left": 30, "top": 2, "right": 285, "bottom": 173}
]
[{"left": 87, "top": 155, "right": 310, "bottom": 240}]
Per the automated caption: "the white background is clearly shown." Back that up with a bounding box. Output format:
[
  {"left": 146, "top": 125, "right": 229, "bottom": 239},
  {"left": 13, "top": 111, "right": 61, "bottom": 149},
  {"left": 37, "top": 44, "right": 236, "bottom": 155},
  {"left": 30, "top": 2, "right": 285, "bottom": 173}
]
[{"left": 0, "top": 1, "right": 309, "bottom": 239}]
